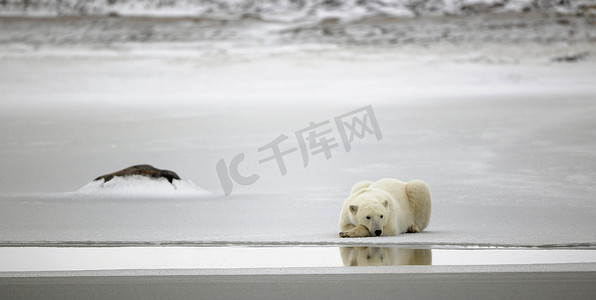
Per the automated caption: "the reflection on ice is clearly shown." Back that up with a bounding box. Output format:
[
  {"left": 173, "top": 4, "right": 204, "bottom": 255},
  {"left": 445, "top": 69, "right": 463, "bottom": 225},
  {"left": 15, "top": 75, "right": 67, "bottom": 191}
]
[
  {"left": 1, "top": 247, "right": 596, "bottom": 272},
  {"left": 340, "top": 247, "right": 432, "bottom": 266}
]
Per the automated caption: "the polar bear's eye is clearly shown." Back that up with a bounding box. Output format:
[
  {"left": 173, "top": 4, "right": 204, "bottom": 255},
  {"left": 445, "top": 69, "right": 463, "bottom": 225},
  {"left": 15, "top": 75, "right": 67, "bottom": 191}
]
[
  {"left": 380, "top": 215, "right": 383, "bottom": 219},
  {"left": 366, "top": 216, "right": 371, "bottom": 219}
]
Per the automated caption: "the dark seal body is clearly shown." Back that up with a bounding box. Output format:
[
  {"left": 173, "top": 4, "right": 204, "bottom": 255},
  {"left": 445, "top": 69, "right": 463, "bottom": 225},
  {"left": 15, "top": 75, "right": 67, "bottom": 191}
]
[{"left": 94, "top": 164, "right": 181, "bottom": 184}]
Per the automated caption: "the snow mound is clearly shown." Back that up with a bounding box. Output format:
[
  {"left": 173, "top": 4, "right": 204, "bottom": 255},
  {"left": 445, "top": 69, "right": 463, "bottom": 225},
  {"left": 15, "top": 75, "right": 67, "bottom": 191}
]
[{"left": 75, "top": 175, "right": 210, "bottom": 199}]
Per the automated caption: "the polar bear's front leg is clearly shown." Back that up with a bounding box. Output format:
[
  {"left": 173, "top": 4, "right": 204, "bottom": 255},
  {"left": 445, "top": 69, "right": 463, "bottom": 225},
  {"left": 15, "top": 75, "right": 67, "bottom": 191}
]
[{"left": 340, "top": 225, "right": 372, "bottom": 238}]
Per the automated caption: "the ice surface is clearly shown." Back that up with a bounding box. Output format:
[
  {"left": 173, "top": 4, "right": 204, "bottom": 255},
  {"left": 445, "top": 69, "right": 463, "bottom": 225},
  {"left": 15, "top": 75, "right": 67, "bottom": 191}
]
[
  {"left": 0, "top": 13, "right": 595, "bottom": 249},
  {"left": 2, "top": 247, "right": 596, "bottom": 272}
]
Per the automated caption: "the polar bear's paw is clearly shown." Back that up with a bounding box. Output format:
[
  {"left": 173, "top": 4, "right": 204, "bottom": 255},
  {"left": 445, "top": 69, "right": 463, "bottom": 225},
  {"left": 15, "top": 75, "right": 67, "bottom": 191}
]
[
  {"left": 339, "top": 225, "right": 372, "bottom": 238},
  {"left": 406, "top": 224, "right": 420, "bottom": 233}
]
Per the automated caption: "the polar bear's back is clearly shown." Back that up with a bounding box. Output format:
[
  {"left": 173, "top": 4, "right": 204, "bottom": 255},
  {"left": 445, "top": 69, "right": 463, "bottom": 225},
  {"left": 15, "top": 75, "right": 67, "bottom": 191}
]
[
  {"left": 349, "top": 180, "right": 374, "bottom": 195},
  {"left": 369, "top": 178, "right": 432, "bottom": 232},
  {"left": 368, "top": 178, "right": 408, "bottom": 203}
]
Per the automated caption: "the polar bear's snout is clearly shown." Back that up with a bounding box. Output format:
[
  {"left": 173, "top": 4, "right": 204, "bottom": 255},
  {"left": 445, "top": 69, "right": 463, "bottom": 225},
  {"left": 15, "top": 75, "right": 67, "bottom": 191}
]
[{"left": 374, "top": 229, "right": 383, "bottom": 236}]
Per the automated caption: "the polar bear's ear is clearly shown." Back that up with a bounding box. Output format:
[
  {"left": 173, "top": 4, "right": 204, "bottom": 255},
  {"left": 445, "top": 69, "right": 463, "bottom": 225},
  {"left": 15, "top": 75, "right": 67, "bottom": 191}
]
[
  {"left": 349, "top": 205, "right": 358, "bottom": 215},
  {"left": 382, "top": 199, "right": 388, "bottom": 208}
]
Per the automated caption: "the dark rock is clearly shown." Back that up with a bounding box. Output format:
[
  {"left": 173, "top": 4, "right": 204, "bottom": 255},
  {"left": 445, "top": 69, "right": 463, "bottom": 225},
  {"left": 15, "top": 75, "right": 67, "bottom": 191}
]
[
  {"left": 551, "top": 51, "right": 590, "bottom": 63},
  {"left": 94, "top": 164, "right": 181, "bottom": 184}
]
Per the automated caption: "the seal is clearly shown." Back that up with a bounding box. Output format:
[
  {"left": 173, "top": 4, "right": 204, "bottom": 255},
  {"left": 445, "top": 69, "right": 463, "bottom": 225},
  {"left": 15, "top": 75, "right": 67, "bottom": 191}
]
[{"left": 94, "top": 164, "right": 181, "bottom": 184}]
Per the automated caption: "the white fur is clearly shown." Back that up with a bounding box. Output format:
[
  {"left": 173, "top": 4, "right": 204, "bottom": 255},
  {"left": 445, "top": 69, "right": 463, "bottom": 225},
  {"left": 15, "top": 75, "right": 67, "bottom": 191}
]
[{"left": 339, "top": 178, "right": 431, "bottom": 237}]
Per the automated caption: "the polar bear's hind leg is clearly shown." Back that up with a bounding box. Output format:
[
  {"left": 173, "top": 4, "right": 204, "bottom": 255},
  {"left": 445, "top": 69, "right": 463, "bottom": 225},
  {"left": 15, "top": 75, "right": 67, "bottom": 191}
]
[
  {"left": 405, "top": 180, "right": 432, "bottom": 232},
  {"left": 406, "top": 224, "right": 420, "bottom": 233}
]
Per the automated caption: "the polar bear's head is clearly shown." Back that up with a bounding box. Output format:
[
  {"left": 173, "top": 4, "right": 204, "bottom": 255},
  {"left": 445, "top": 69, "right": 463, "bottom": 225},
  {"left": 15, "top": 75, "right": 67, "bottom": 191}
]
[
  {"left": 349, "top": 190, "right": 390, "bottom": 236},
  {"left": 340, "top": 247, "right": 394, "bottom": 266}
]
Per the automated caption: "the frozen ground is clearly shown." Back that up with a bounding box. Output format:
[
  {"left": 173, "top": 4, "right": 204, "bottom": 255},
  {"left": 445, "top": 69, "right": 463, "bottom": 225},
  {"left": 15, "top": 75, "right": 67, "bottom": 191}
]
[{"left": 0, "top": 12, "right": 595, "bottom": 249}]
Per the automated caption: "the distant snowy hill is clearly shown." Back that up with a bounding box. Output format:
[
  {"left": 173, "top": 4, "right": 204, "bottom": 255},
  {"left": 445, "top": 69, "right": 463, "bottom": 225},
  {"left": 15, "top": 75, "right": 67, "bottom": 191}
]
[{"left": 1, "top": 0, "right": 594, "bottom": 18}]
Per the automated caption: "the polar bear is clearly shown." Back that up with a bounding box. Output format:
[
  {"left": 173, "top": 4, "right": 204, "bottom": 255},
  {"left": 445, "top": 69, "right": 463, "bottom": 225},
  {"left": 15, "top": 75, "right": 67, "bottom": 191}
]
[{"left": 339, "top": 178, "right": 431, "bottom": 238}]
